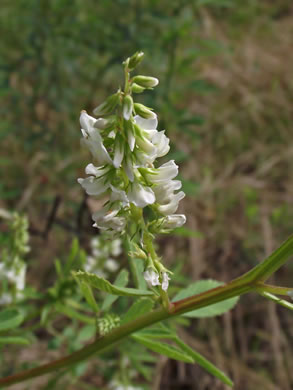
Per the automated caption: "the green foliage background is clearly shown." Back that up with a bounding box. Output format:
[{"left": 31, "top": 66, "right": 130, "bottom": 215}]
[{"left": 1, "top": 0, "right": 293, "bottom": 389}]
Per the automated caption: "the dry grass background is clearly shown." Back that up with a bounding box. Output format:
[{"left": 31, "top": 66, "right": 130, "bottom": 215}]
[{"left": 158, "top": 7, "right": 293, "bottom": 390}]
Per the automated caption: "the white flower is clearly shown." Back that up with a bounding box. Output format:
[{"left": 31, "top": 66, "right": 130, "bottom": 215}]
[
  {"left": 146, "top": 160, "right": 178, "bottom": 183},
  {"left": 92, "top": 207, "right": 126, "bottom": 232},
  {"left": 127, "top": 125, "right": 136, "bottom": 151},
  {"left": 134, "top": 115, "right": 169, "bottom": 159},
  {"left": 78, "top": 164, "right": 110, "bottom": 196},
  {"left": 157, "top": 191, "right": 185, "bottom": 215},
  {"left": 134, "top": 115, "right": 158, "bottom": 130},
  {"left": 110, "top": 185, "right": 129, "bottom": 206},
  {"left": 144, "top": 269, "right": 160, "bottom": 287},
  {"left": 162, "top": 214, "right": 186, "bottom": 229},
  {"left": 135, "top": 133, "right": 157, "bottom": 156},
  {"left": 105, "top": 258, "right": 119, "bottom": 272},
  {"left": 153, "top": 179, "right": 182, "bottom": 204},
  {"left": 161, "top": 272, "right": 170, "bottom": 291},
  {"left": 152, "top": 130, "right": 170, "bottom": 157},
  {"left": 110, "top": 239, "right": 122, "bottom": 257},
  {"left": 80, "top": 111, "right": 112, "bottom": 165},
  {"left": 127, "top": 181, "right": 155, "bottom": 208},
  {"left": 0, "top": 262, "right": 26, "bottom": 305}
]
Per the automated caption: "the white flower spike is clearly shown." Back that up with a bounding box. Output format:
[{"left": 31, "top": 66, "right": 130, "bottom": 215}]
[{"left": 78, "top": 53, "right": 186, "bottom": 295}]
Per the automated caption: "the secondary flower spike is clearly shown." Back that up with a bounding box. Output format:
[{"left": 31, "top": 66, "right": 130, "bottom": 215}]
[{"left": 78, "top": 53, "right": 186, "bottom": 293}]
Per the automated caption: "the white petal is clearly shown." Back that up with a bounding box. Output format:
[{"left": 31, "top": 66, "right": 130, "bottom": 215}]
[
  {"left": 144, "top": 269, "right": 160, "bottom": 287},
  {"left": 127, "top": 126, "right": 136, "bottom": 151},
  {"left": 158, "top": 191, "right": 185, "bottom": 215},
  {"left": 127, "top": 182, "right": 155, "bottom": 208},
  {"left": 110, "top": 185, "right": 129, "bottom": 205},
  {"left": 80, "top": 112, "right": 112, "bottom": 166},
  {"left": 80, "top": 111, "right": 96, "bottom": 131},
  {"left": 161, "top": 272, "right": 170, "bottom": 291},
  {"left": 146, "top": 161, "right": 178, "bottom": 184},
  {"left": 92, "top": 208, "right": 126, "bottom": 232},
  {"left": 162, "top": 214, "right": 186, "bottom": 229},
  {"left": 78, "top": 176, "right": 108, "bottom": 196},
  {"left": 113, "top": 137, "right": 124, "bottom": 168},
  {"left": 85, "top": 163, "right": 108, "bottom": 177},
  {"left": 152, "top": 131, "right": 170, "bottom": 157},
  {"left": 134, "top": 115, "right": 158, "bottom": 130},
  {"left": 136, "top": 135, "right": 157, "bottom": 155}
]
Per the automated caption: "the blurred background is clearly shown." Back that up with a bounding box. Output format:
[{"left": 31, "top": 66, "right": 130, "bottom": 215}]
[{"left": 1, "top": 0, "right": 293, "bottom": 389}]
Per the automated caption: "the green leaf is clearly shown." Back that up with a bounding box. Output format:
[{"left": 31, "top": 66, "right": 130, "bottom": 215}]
[
  {"left": 76, "top": 324, "right": 96, "bottom": 344},
  {"left": 174, "top": 338, "right": 233, "bottom": 387},
  {"left": 173, "top": 280, "right": 239, "bottom": 318},
  {"left": 132, "top": 334, "right": 194, "bottom": 363},
  {"left": 121, "top": 298, "right": 154, "bottom": 325},
  {"left": 76, "top": 279, "right": 99, "bottom": 313},
  {"left": 0, "top": 336, "right": 30, "bottom": 346},
  {"left": 73, "top": 270, "right": 154, "bottom": 298},
  {"left": 55, "top": 303, "right": 95, "bottom": 324},
  {"left": 102, "top": 269, "right": 129, "bottom": 311},
  {"left": 0, "top": 309, "right": 24, "bottom": 332},
  {"left": 64, "top": 238, "right": 80, "bottom": 275}
]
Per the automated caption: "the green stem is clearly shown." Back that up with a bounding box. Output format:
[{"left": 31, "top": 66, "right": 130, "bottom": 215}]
[
  {"left": 0, "top": 278, "right": 253, "bottom": 388},
  {"left": 1, "top": 235, "right": 293, "bottom": 388}
]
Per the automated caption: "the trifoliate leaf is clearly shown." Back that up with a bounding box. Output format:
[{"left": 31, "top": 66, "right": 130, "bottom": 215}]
[{"left": 73, "top": 270, "right": 154, "bottom": 297}]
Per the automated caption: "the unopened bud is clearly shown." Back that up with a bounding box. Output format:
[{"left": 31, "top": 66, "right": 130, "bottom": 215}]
[
  {"left": 93, "top": 92, "right": 120, "bottom": 116},
  {"left": 123, "top": 95, "right": 133, "bottom": 121},
  {"left": 162, "top": 214, "right": 186, "bottom": 229},
  {"left": 128, "top": 51, "right": 144, "bottom": 71},
  {"left": 94, "top": 118, "right": 108, "bottom": 129},
  {"left": 132, "top": 75, "right": 159, "bottom": 88},
  {"left": 134, "top": 103, "right": 156, "bottom": 119},
  {"left": 128, "top": 243, "right": 148, "bottom": 260},
  {"left": 131, "top": 83, "right": 145, "bottom": 94}
]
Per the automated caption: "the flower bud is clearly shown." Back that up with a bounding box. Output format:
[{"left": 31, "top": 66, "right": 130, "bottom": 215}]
[
  {"left": 93, "top": 92, "right": 120, "bottom": 116},
  {"left": 131, "top": 83, "right": 145, "bottom": 94},
  {"left": 134, "top": 103, "right": 156, "bottom": 119},
  {"left": 128, "top": 243, "right": 148, "bottom": 260},
  {"left": 93, "top": 118, "right": 109, "bottom": 130},
  {"left": 144, "top": 268, "right": 160, "bottom": 288},
  {"left": 162, "top": 214, "right": 186, "bottom": 229},
  {"left": 132, "top": 75, "right": 159, "bottom": 88},
  {"left": 122, "top": 95, "right": 133, "bottom": 121},
  {"left": 128, "top": 51, "right": 144, "bottom": 71}
]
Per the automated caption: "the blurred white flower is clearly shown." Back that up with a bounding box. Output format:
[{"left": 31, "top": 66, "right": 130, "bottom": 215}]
[
  {"left": 161, "top": 272, "right": 170, "bottom": 291},
  {"left": 143, "top": 268, "right": 160, "bottom": 287},
  {"left": 0, "top": 262, "right": 26, "bottom": 305},
  {"left": 105, "top": 258, "right": 119, "bottom": 272}
]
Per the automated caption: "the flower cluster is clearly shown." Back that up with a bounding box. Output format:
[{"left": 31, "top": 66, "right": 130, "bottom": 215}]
[
  {"left": 0, "top": 211, "right": 29, "bottom": 305},
  {"left": 85, "top": 235, "right": 122, "bottom": 278},
  {"left": 78, "top": 52, "right": 186, "bottom": 293}
]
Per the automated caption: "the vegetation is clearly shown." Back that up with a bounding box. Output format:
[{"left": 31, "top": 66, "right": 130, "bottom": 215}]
[{"left": 1, "top": 1, "right": 293, "bottom": 389}]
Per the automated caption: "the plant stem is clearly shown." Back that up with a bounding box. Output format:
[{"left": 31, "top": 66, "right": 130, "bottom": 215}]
[{"left": 1, "top": 235, "right": 293, "bottom": 388}]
